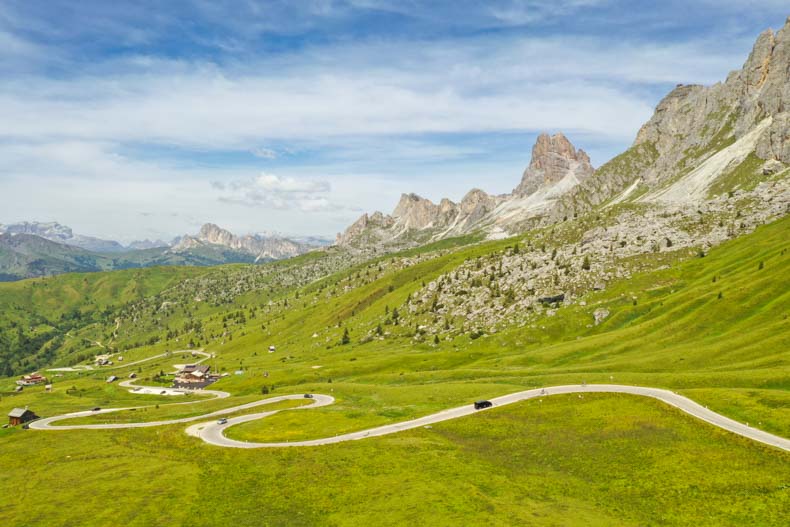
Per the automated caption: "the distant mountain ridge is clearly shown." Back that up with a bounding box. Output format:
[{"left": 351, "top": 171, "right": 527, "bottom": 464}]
[
  {"left": 0, "top": 222, "right": 326, "bottom": 281},
  {"left": 171, "top": 223, "right": 315, "bottom": 262},
  {"left": 0, "top": 221, "right": 126, "bottom": 253}
]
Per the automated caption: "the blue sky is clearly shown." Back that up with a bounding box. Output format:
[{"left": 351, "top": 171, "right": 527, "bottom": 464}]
[{"left": 0, "top": 1, "right": 787, "bottom": 242}]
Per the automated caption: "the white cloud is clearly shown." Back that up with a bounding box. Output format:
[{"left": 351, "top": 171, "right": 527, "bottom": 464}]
[
  {"left": 0, "top": 8, "right": 770, "bottom": 239},
  {"left": 487, "top": 0, "right": 608, "bottom": 26},
  {"left": 0, "top": 31, "right": 749, "bottom": 153},
  {"left": 251, "top": 147, "right": 277, "bottom": 159},
  {"left": 218, "top": 173, "right": 336, "bottom": 212}
]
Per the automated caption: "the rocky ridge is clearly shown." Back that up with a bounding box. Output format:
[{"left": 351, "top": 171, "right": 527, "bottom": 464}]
[
  {"left": 171, "top": 223, "right": 315, "bottom": 261},
  {"left": 336, "top": 132, "right": 592, "bottom": 248},
  {"left": 337, "top": 19, "right": 790, "bottom": 249},
  {"left": 0, "top": 221, "right": 126, "bottom": 253},
  {"left": 513, "top": 133, "right": 594, "bottom": 197},
  {"left": 366, "top": 176, "right": 789, "bottom": 341}
]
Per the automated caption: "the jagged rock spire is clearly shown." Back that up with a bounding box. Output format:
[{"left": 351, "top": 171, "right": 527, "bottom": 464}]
[{"left": 513, "top": 132, "right": 594, "bottom": 197}]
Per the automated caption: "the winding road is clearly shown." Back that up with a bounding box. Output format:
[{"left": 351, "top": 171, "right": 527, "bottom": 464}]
[
  {"left": 29, "top": 383, "right": 790, "bottom": 452},
  {"left": 47, "top": 349, "right": 210, "bottom": 373}
]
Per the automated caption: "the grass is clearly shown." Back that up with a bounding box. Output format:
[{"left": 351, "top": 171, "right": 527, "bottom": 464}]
[
  {"left": 0, "top": 212, "right": 788, "bottom": 525},
  {"left": 1, "top": 394, "right": 787, "bottom": 526}
]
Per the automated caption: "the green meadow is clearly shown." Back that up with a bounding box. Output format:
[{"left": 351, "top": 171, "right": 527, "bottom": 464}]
[{"left": 0, "top": 215, "right": 788, "bottom": 525}]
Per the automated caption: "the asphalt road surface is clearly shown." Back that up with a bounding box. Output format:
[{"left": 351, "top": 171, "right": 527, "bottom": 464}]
[{"left": 31, "top": 384, "right": 790, "bottom": 452}]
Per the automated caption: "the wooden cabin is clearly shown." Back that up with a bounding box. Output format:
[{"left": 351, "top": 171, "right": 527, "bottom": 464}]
[{"left": 8, "top": 408, "right": 38, "bottom": 426}]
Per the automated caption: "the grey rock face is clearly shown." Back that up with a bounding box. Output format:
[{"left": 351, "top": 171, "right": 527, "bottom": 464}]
[
  {"left": 593, "top": 308, "right": 610, "bottom": 326},
  {"left": 547, "top": 18, "right": 790, "bottom": 223},
  {"left": 392, "top": 193, "right": 445, "bottom": 230},
  {"left": 513, "top": 132, "right": 594, "bottom": 197}
]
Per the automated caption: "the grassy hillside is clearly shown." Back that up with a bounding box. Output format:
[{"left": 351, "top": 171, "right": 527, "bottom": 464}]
[
  {"left": 0, "top": 233, "right": 266, "bottom": 282},
  {"left": 0, "top": 266, "right": 209, "bottom": 375},
  {"left": 0, "top": 215, "right": 787, "bottom": 526}
]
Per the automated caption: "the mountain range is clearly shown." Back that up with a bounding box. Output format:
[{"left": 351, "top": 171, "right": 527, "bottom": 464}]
[
  {"left": 0, "top": 222, "right": 328, "bottom": 281},
  {"left": 4, "top": 18, "right": 789, "bottom": 281},
  {"left": 337, "top": 17, "right": 790, "bottom": 249}
]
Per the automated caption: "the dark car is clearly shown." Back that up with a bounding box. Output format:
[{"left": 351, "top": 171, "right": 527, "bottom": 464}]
[
  {"left": 474, "top": 400, "right": 493, "bottom": 410},
  {"left": 92, "top": 407, "right": 101, "bottom": 412},
  {"left": 304, "top": 394, "right": 314, "bottom": 399}
]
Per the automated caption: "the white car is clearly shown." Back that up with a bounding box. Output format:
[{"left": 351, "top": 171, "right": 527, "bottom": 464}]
[{"left": 217, "top": 418, "right": 228, "bottom": 425}]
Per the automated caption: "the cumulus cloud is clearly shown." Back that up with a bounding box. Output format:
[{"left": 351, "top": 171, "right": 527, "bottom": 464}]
[
  {"left": 217, "top": 173, "right": 335, "bottom": 212},
  {"left": 0, "top": 1, "right": 783, "bottom": 240}
]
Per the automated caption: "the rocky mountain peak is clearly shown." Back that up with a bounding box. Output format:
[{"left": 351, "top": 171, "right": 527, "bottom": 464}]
[
  {"left": 197, "top": 223, "right": 235, "bottom": 246},
  {"left": 174, "top": 223, "right": 314, "bottom": 261},
  {"left": 742, "top": 29, "right": 776, "bottom": 91},
  {"left": 391, "top": 193, "right": 441, "bottom": 230},
  {"left": 0, "top": 221, "right": 74, "bottom": 240},
  {"left": 336, "top": 20, "right": 790, "bottom": 249},
  {"left": 513, "top": 132, "right": 594, "bottom": 197}
]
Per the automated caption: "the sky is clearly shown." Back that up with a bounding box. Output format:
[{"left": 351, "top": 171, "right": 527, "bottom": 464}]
[{"left": 0, "top": 1, "right": 787, "bottom": 243}]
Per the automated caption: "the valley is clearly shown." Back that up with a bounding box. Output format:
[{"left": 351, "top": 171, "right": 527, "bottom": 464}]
[{"left": 1, "top": 11, "right": 789, "bottom": 527}]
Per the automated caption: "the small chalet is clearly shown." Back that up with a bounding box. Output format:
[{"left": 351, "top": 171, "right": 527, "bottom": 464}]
[
  {"left": 16, "top": 373, "right": 47, "bottom": 386},
  {"left": 173, "top": 364, "right": 216, "bottom": 389},
  {"left": 176, "top": 364, "right": 210, "bottom": 383},
  {"left": 8, "top": 407, "right": 38, "bottom": 426}
]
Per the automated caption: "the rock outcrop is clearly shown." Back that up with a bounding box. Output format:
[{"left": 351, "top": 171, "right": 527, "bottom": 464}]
[{"left": 513, "top": 133, "right": 594, "bottom": 197}]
